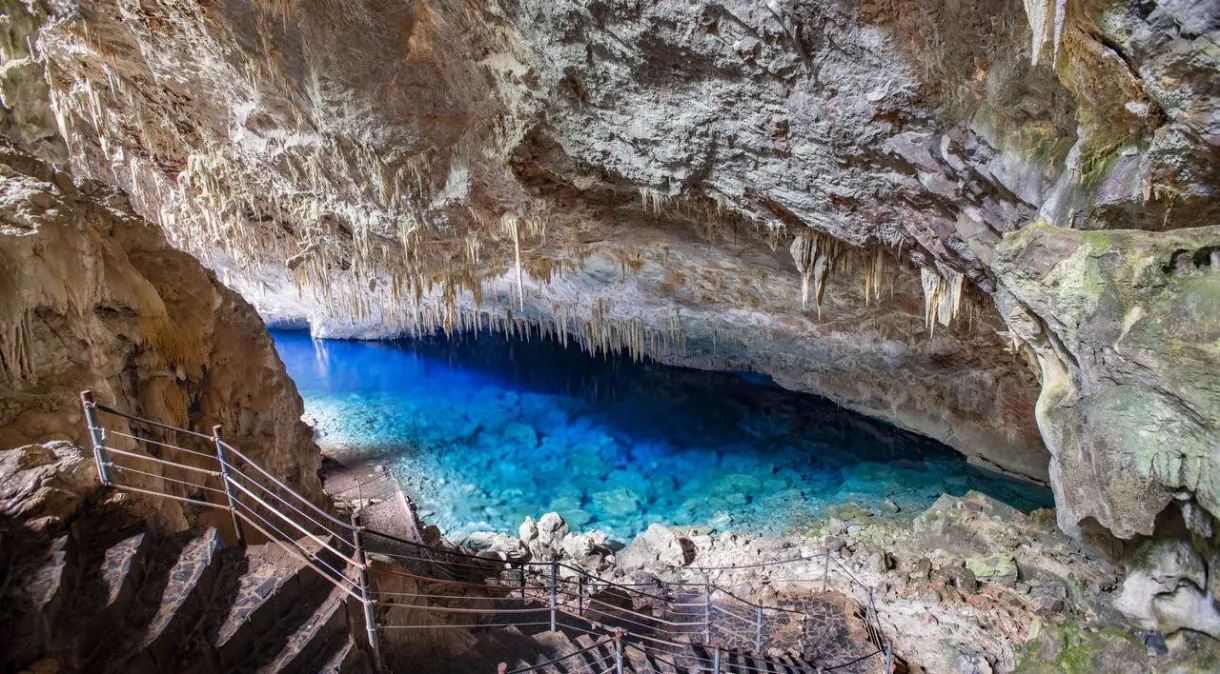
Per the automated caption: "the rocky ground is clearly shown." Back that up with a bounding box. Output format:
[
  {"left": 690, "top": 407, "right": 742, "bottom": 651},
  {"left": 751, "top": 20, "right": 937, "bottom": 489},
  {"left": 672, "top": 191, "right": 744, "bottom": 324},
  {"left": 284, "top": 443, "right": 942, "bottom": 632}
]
[{"left": 320, "top": 451, "right": 1219, "bottom": 673}]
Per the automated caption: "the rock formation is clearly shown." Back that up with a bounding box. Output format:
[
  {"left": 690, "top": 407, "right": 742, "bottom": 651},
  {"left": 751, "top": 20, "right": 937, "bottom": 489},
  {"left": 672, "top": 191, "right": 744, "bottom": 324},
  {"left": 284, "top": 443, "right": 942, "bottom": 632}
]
[
  {"left": 0, "top": 137, "right": 323, "bottom": 526},
  {"left": 2, "top": 0, "right": 1218, "bottom": 641}
]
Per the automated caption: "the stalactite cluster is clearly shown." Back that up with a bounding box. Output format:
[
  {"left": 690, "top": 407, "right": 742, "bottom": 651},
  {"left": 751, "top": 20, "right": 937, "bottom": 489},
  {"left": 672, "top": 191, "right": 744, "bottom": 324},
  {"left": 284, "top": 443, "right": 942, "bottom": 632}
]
[{"left": 920, "top": 266, "right": 965, "bottom": 336}]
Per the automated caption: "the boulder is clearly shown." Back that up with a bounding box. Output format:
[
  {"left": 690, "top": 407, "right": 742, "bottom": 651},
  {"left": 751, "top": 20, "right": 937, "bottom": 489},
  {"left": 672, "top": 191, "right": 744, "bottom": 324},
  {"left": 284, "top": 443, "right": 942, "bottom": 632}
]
[
  {"left": 466, "top": 531, "right": 529, "bottom": 562},
  {"left": 616, "top": 523, "right": 688, "bottom": 572},
  {"left": 966, "top": 555, "right": 1018, "bottom": 582},
  {"left": 1115, "top": 538, "right": 1220, "bottom": 637},
  {"left": 536, "top": 512, "right": 569, "bottom": 550},
  {"left": 0, "top": 442, "right": 95, "bottom": 531},
  {"left": 502, "top": 423, "right": 539, "bottom": 449},
  {"left": 592, "top": 488, "right": 640, "bottom": 518}
]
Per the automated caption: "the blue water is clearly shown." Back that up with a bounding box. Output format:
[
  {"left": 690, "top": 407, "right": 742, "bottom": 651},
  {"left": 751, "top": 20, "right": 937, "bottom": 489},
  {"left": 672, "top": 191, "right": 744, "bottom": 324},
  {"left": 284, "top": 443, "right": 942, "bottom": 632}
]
[{"left": 272, "top": 329, "right": 1053, "bottom": 542}]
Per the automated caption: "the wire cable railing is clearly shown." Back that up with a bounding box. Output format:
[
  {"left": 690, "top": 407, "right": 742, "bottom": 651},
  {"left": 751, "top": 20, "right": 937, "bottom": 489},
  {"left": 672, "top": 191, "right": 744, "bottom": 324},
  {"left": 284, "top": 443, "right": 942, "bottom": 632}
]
[{"left": 81, "top": 391, "right": 894, "bottom": 674}]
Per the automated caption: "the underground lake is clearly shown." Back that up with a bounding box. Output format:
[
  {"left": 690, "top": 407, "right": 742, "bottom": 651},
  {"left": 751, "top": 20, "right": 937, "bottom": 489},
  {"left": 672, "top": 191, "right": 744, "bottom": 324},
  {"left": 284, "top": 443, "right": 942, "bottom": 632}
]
[{"left": 272, "top": 329, "right": 1054, "bottom": 543}]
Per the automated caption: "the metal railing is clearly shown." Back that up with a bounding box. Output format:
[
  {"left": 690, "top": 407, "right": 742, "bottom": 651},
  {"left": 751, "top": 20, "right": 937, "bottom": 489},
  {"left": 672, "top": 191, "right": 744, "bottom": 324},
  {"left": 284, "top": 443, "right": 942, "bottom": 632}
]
[
  {"left": 81, "top": 392, "right": 893, "bottom": 674},
  {"left": 80, "top": 391, "right": 384, "bottom": 669}
]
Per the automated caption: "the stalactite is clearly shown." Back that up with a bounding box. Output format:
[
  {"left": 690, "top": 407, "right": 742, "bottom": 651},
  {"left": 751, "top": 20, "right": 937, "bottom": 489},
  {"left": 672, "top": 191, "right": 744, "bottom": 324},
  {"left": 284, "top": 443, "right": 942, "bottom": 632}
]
[
  {"left": 862, "top": 247, "right": 884, "bottom": 305},
  {"left": 1023, "top": 0, "right": 1067, "bottom": 65},
  {"left": 789, "top": 230, "right": 837, "bottom": 318},
  {"left": 502, "top": 215, "right": 525, "bottom": 311},
  {"left": 920, "top": 265, "right": 965, "bottom": 336}
]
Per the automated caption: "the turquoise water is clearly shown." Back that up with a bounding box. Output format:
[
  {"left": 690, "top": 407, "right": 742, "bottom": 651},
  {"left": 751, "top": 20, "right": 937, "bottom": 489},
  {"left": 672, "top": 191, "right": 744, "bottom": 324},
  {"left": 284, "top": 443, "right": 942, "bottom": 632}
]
[{"left": 272, "top": 329, "right": 1053, "bottom": 542}]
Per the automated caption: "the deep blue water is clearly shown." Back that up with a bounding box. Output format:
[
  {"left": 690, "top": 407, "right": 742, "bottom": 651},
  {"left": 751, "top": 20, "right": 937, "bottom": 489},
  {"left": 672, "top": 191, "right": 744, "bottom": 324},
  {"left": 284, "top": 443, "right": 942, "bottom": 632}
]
[{"left": 272, "top": 329, "right": 1053, "bottom": 542}]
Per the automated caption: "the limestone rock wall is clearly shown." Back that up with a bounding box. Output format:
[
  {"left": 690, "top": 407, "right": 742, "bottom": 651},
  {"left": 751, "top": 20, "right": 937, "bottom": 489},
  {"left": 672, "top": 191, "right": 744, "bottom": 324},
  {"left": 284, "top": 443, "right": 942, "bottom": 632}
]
[
  {"left": 0, "top": 138, "right": 323, "bottom": 527},
  {"left": 1, "top": 0, "right": 1218, "bottom": 593}
]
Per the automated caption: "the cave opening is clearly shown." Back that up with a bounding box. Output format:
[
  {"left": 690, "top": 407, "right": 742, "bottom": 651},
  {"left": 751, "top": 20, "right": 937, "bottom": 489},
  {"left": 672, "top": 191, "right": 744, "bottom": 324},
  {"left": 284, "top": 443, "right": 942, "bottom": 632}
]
[{"left": 272, "top": 328, "right": 1053, "bottom": 542}]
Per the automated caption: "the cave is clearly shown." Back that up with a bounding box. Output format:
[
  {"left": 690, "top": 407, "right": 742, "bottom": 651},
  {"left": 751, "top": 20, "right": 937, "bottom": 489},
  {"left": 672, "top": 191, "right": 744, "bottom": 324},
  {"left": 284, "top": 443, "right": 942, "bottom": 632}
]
[
  {"left": 2, "top": 0, "right": 1219, "bottom": 672},
  {"left": 272, "top": 327, "right": 1053, "bottom": 541}
]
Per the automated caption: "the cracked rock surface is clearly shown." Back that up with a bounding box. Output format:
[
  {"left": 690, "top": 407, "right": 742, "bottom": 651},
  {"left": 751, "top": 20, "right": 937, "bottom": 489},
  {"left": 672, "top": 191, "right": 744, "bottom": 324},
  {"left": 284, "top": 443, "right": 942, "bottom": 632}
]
[{"left": 1, "top": 0, "right": 1219, "bottom": 638}]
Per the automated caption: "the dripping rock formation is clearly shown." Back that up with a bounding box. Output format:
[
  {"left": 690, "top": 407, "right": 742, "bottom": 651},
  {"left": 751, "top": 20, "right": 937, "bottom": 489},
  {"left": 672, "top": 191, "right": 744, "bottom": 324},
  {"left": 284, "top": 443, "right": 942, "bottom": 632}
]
[
  {"left": 0, "top": 137, "right": 323, "bottom": 528},
  {"left": 1, "top": 0, "right": 1219, "bottom": 646}
]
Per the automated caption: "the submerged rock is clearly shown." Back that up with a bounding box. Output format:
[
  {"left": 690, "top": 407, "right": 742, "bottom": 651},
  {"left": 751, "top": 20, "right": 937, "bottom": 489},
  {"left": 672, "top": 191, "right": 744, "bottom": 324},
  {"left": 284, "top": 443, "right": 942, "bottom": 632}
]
[
  {"left": 592, "top": 488, "right": 641, "bottom": 518},
  {"left": 502, "top": 422, "right": 540, "bottom": 449}
]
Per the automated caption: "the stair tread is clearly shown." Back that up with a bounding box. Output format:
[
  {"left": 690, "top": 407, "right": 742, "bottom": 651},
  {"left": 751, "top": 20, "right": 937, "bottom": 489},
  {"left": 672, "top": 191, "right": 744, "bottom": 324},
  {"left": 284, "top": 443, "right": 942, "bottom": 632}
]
[
  {"left": 95, "top": 530, "right": 150, "bottom": 607},
  {"left": 313, "top": 635, "right": 367, "bottom": 674},
  {"left": 54, "top": 529, "right": 151, "bottom": 666},
  {"left": 255, "top": 585, "right": 348, "bottom": 674},
  {"left": 136, "top": 528, "right": 223, "bottom": 650},
  {"left": 0, "top": 536, "right": 72, "bottom": 668},
  {"left": 4, "top": 535, "right": 70, "bottom": 614},
  {"left": 215, "top": 538, "right": 328, "bottom": 649},
  {"left": 536, "top": 630, "right": 584, "bottom": 673},
  {"left": 623, "top": 643, "right": 653, "bottom": 673}
]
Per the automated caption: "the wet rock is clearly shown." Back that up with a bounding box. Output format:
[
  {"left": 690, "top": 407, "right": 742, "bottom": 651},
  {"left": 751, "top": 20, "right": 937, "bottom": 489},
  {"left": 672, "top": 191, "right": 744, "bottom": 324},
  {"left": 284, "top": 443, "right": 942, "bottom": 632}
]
[
  {"left": 592, "top": 488, "right": 640, "bottom": 518},
  {"left": 713, "top": 473, "right": 763, "bottom": 495},
  {"left": 560, "top": 509, "right": 592, "bottom": 528},
  {"left": 707, "top": 511, "right": 733, "bottom": 533},
  {"left": 502, "top": 422, "right": 539, "bottom": 449}
]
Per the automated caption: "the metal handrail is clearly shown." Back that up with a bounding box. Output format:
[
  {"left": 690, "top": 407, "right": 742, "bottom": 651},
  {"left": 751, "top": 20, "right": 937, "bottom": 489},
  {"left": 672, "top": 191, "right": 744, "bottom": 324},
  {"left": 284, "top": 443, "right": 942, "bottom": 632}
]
[
  {"left": 105, "top": 428, "right": 219, "bottom": 459},
  {"left": 220, "top": 439, "right": 358, "bottom": 532},
  {"left": 226, "top": 474, "right": 361, "bottom": 567},
  {"left": 101, "top": 445, "right": 222, "bottom": 476},
  {"left": 221, "top": 458, "right": 355, "bottom": 547},
  {"left": 502, "top": 635, "right": 613, "bottom": 674},
  {"left": 106, "top": 462, "right": 228, "bottom": 495},
  {"left": 231, "top": 505, "right": 364, "bottom": 601},
  {"left": 80, "top": 391, "right": 384, "bottom": 669},
  {"left": 93, "top": 402, "right": 217, "bottom": 440},
  {"left": 81, "top": 391, "right": 892, "bottom": 674}
]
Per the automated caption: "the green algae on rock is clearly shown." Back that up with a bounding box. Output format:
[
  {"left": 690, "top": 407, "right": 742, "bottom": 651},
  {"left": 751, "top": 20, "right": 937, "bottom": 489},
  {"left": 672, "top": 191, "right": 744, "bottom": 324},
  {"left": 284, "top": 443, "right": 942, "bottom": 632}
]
[{"left": 996, "top": 221, "right": 1220, "bottom": 542}]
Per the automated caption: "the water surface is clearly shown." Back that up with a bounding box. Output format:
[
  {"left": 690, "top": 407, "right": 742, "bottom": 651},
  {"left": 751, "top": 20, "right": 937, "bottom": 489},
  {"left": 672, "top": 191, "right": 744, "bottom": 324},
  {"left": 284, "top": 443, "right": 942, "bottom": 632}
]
[{"left": 273, "top": 329, "right": 1052, "bottom": 541}]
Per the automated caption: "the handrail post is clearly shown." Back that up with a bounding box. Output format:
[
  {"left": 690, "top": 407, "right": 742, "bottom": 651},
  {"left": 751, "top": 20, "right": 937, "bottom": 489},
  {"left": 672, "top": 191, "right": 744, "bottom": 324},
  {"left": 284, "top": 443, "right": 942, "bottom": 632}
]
[
  {"left": 703, "top": 580, "right": 712, "bottom": 644},
  {"left": 81, "top": 391, "right": 112, "bottom": 485},
  {"left": 549, "top": 560, "right": 558, "bottom": 632},
  {"left": 352, "top": 513, "right": 384, "bottom": 672},
  {"left": 578, "top": 574, "right": 585, "bottom": 616},
  {"left": 519, "top": 564, "right": 526, "bottom": 600},
  {"left": 712, "top": 645, "right": 721, "bottom": 674},
  {"left": 212, "top": 426, "right": 245, "bottom": 547},
  {"left": 823, "top": 550, "right": 831, "bottom": 592},
  {"left": 614, "top": 629, "right": 623, "bottom": 674},
  {"left": 754, "top": 605, "right": 763, "bottom": 651},
  {"left": 885, "top": 639, "right": 893, "bottom": 673}
]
